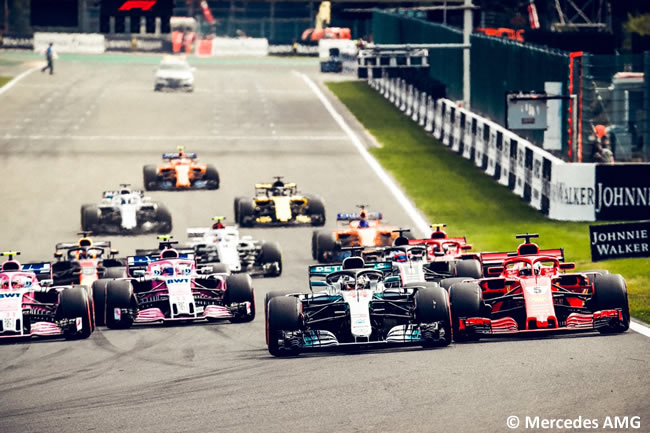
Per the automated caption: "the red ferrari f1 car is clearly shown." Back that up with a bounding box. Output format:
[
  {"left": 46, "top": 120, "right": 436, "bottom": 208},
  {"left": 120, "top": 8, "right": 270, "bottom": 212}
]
[{"left": 446, "top": 234, "right": 629, "bottom": 341}]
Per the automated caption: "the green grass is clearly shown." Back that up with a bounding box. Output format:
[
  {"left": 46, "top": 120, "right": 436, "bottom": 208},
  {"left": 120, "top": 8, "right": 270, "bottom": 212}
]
[
  {"left": 0, "top": 76, "right": 12, "bottom": 88},
  {"left": 327, "top": 81, "right": 650, "bottom": 324}
]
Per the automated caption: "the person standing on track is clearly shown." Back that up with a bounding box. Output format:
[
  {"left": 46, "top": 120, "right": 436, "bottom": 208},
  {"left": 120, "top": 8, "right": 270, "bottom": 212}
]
[{"left": 41, "top": 42, "right": 54, "bottom": 75}]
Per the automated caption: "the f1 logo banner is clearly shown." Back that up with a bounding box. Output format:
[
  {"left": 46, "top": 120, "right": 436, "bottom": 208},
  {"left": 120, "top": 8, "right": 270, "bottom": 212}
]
[
  {"left": 590, "top": 221, "right": 650, "bottom": 262},
  {"left": 595, "top": 164, "right": 650, "bottom": 221}
]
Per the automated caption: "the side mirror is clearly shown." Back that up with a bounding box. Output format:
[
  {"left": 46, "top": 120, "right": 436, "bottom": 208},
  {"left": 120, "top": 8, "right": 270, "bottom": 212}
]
[
  {"left": 487, "top": 266, "right": 503, "bottom": 276},
  {"left": 132, "top": 270, "right": 145, "bottom": 277},
  {"left": 40, "top": 279, "right": 53, "bottom": 287},
  {"left": 110, "top": 249, "right": 119, "bottom": 255},
  {"left": 461, "top": 244, "right": 473, "bottom": 251},
  {"left": 434, "top": 251, "right": 445, "bottom": 257},
  {"left": 559, "top": 262, "right": 576, "bottom": 271},
  {"left": 54, "top": 251, "right": 63, "bottom": 259}
]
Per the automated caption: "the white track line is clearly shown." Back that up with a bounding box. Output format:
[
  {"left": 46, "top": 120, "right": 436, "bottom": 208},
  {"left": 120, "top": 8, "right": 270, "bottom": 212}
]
[
  {"left": 0, "top": 66, "right": 39, "bottom": 97},
  {"left": 0, "top": 134, "right": 348, "bottom": 141},
  {"left": 630, "top": 321, "right": 650, "bottom": 338},
  {"left": 299, "top": 72, "right": 650, "bottom": 339},
  {"left": 297, "top": 72, "right": 431, "bottom": 237}
]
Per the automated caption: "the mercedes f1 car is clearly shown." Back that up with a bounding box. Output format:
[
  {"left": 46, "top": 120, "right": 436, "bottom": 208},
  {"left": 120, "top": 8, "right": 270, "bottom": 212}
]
[
  {"left": 186, "top": 217, "right": 282, "bottom": 277},
  {"left": 0, "top": 252, "right": 94, "bottom": 340},
  {"left": 311, "top": 205, "right": 403, "bottom": 263},
  {"left": 234, "top": 177, "right": 325, "bottom": 227},
  {"left": 445, "top": 234, "right": 630, "bottom": 341},
  {"left": 81, "top": 184, "right": 172, "bottom": 234},
  {"left": 52, "top": 233, "right": 126, "bottom": 287},
  {"left": 143, "top": 147, "right": 219, "bottom": 190},
  {"left": 91, "top": 247, "right": 255, "bottom": 328},
  {"left": 264, "top": 255, "right": 452, "bottom": 356}
]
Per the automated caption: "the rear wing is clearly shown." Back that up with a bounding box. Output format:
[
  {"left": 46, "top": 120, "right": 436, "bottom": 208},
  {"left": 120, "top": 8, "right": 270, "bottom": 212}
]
[
  {"left": 21, "top": 262, "right": 52, "bottom": 281},
  {"left": 186, "top": 227, "right": 210, "bottom": 239},
  {"left": 55, "top": 241, "right": 111, "bottom": 250},
  {"left": 163, "top": 152, "right": 196, "bottom": 159},
  {"left": 409, "top": 236, "right": 467, "bottom": 246},
  {"left": 336, "top": 212, "right": 383, "bottom": 221},
  {"left": 480, "top": 248, "right": 565, "bottom": 265}
]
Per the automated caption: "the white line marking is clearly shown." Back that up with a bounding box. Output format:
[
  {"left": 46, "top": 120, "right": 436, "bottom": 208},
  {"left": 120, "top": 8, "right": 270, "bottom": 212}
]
[
  {"left": 0, "top": 66, "right": 40, "bottom": 97},
  {"left": 299, "top": 72, "right": 650, "bottom": 338},
  {"left": 297, "top": 72, "right": 431, "bottom": 237},
  {"left": 0, "top": 134, "right": 348, "bottom": 141},
  {"left": 630, "top": 321, "right": 650, "bottom": 338}
]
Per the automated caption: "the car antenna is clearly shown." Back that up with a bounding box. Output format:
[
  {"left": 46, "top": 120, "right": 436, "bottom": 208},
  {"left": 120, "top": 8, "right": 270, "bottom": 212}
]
[
  {"left": 1, "top": 251, "right": 20, "bottom": 260},
  {"left": 515, "top": 233, "right": 539, "bottom": 244}
]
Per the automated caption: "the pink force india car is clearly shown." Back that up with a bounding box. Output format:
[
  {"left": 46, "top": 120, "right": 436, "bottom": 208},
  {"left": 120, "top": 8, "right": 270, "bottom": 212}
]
[
  {"left": 0, "top": 252, "right": 94, "bottom": 340},
  {"left": 91, "top": 246, "right": 255, "bottom": 328},
  {"left": 446, "top": 234, "right": 630, "bottom": 341}
]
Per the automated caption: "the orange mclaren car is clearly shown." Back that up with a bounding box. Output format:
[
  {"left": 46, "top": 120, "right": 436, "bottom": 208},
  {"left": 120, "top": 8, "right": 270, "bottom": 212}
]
[
  {"left": 311, "top": 205, "right": 401, "bottom": 263},
  {"left": 143, "top": 147, "right": 219, "bottom": 190}
]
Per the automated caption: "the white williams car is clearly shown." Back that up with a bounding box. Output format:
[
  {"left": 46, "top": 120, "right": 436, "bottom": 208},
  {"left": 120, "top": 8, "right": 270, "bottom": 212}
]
[
  {"left": 81, "top": 185, "right": 172, "bottom": 235},
  {"left": 154, "top": 57, "right": 195, "bottom": 92},
  {"left": 186, "top": 218, "right": 282, "bottom": 277}
]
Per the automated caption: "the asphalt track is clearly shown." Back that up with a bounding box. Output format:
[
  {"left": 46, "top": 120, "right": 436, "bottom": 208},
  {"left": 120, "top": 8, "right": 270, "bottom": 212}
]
[{"left": 0, "top": 56, "right": 648, "bottom": 433}]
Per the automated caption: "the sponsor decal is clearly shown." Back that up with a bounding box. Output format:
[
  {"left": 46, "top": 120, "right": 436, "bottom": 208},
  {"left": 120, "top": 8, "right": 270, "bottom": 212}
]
[
  {"left": 167, "top": 278, "right": 190, "bottom": 284},
  {"left": 589, "top": 221, "right": 650, "bottom": 261},
  {"left": 0, "top": 293, "right": 20, "bottom": 299},
  {"left": 595, "top": 164, "right": 650, "bottom": 221}
]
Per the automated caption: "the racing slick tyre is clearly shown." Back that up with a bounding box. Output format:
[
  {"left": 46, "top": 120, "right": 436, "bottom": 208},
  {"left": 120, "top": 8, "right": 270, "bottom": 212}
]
[
  {"left": 409, "top": 283, "right": 452, "bottom": 347},
  {"left": 154, "top": 204, "right": 173, "bottom": 234},
  {"left": 261, "top": 242, "right": 282, "bottom": 277},
  {"left": 225, "top": 273, "right": 255, "bottom": 323},
  {"left": 454, "top": 259, "right": 482, "bottom": 279},
  {"left": 311, "top": 231, "right": 319, "bottom": 260},
  {"left": 154, "top": 84, "right": 162, "bottom": 92},
  {"left": 439, "top": 277, "right": 469, "bottom": 291},
  {"left": 267, "top": 296, "right": 301, "bottom": 357},
  {"left": 205, "top": 164, "right": 220, "bottom": 190},
  {"left": 583, "top": 269, "right": 610, "bottom": 286},
  {"left": 103, "top": 267, "right": 126, "bottom": 279},
  {"left": 449, "top": 282, "right": 483, "bottom": 342},
  {"left": 315, "top": 231, "right": 336, "bottom": 263},
  {"left": 105, "top": 280, "right": 134, "bottom": 329},
  {"left": 81, "top": 204, "right": 99, "bottom": 232},
  {"left": 237, "top": 198, "right": 256, "bottom": 227},
  {"left": 60, "top": 285, "right": 94, "bottom": 339},
  {"left": 233, "top": 197, "right": 245, "bottom": 224},
  {"left": 143, "top": 164, "right": 159, "bottom": 190},
  {"left": 91, "top": 279, "right": 109, "bottom": 326},
  {"left": 591, "top": 274, "right": 630, "bottom": 333},
  {"left": 307, "top": 196, "right": 326, "bottom": 226}
]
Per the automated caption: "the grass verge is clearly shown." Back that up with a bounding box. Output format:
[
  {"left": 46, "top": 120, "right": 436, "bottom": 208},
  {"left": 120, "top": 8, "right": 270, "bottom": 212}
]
[
  {"left": 327, "top": 81, "right": 650, "bottom": 324},
  {"left": 0, "top": 76, "right": 12, "bottom": 88}
]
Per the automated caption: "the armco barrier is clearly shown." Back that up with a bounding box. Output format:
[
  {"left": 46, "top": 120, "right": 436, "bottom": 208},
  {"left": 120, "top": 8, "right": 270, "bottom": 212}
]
[
  {"left": 210, "top": 37, "right": 268, "bottom": 57},
  {"left": 368, "top": 76, "right": 650, "bottom": 222},
  {"left": 34, "top": 32, "right": 105, "bottom": 54},
  {"left": 104, "top": 35, "right": 166, "bottom": 53}
]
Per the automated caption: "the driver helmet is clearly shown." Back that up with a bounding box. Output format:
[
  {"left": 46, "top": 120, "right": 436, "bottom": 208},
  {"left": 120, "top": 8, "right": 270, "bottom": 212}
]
[
  {"left": 11, "top": 276, "right": 27, "bottom": 289},
  {"left": 341, "top": 275, "right": 356, "bottom": 290},
  {"left": 356, "top": 275, "right": 370, "bottom": 290},
  {"left": 161, "top": 266, "right": 174, "bottom": 276}
]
